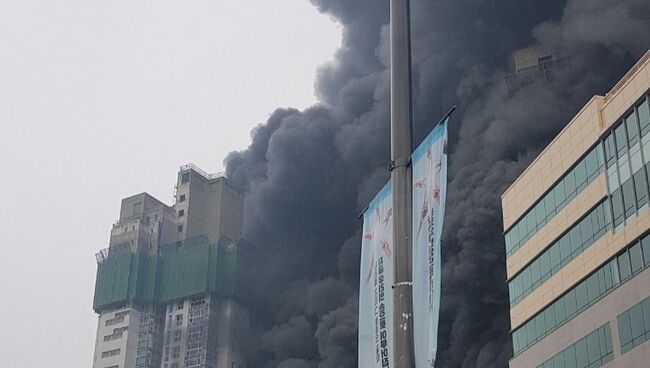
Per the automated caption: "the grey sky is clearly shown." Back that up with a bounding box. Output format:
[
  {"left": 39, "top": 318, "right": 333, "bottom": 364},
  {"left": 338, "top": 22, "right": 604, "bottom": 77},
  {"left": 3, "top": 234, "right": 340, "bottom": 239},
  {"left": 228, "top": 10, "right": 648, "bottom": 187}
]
[{"left": 0, "top": 1, "right": 340, "bottom": 366}]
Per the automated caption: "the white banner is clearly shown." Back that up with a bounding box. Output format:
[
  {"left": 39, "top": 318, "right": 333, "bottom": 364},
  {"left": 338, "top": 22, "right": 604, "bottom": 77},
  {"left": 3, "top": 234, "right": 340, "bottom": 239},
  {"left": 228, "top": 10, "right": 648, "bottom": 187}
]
[
  {"left": 412, "top": 120, "right": 448, "bottom": 368},
  {"left": 359, "top": 182, "right": 394, "bottom": 368}
]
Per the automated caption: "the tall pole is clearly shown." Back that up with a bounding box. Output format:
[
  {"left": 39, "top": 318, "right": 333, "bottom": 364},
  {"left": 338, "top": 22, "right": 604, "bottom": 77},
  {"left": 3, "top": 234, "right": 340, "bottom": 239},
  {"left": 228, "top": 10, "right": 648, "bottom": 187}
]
[{"left": 390, "top": 0, "right": 414, "bottom": 367}]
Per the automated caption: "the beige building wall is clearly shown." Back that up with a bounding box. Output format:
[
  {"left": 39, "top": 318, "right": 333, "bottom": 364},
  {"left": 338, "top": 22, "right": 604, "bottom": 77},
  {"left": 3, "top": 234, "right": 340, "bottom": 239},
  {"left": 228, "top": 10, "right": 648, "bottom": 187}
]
[
  {"left": 510, "top": 266, "right": 650, "bottom": 368},
  {"left": 92, "top": 307, "right": 141, "bottom": 368},
  {"left": 503, "top": 50, "right": 650, "bottom": 367},
  {"left": 174, "top": 166, "right": 244, "bottom": 245},
  {"left": 506, "top": 54, "right": 650, "bottom": 325}
]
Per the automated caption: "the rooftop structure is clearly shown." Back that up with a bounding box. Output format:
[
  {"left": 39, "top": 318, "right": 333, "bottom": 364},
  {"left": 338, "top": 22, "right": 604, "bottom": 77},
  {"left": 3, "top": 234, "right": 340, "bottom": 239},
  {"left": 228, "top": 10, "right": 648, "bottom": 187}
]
[{"left": 505, "top": 46, "right": 569, "bottom": 93}]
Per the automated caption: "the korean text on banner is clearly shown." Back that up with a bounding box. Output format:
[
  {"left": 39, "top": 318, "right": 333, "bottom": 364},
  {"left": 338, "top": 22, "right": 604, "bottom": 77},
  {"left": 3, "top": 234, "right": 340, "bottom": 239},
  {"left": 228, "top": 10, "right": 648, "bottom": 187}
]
[
  {"left": 359, "top": 182, "right": 394, "bottom": 368},
  {"left": 412, "top": 120, "right": 448, "bottom": 368}
]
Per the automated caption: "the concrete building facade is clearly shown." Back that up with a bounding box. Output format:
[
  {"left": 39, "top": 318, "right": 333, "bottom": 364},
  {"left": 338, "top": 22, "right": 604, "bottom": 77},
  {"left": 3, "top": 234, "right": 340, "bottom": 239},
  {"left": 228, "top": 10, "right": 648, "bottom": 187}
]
[
  {"left": 502, "top": 50, "right": 650, "bottom": 367},
  {"left": 91, "top": 165, "right": 248, "bottom": 368}
]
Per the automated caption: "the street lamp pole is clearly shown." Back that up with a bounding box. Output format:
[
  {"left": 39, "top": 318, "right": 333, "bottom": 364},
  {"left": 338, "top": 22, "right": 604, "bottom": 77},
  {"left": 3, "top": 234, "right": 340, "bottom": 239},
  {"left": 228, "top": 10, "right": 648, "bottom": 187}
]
[{"left": 390, "top": 0, "right": 415, "bottom": 367}]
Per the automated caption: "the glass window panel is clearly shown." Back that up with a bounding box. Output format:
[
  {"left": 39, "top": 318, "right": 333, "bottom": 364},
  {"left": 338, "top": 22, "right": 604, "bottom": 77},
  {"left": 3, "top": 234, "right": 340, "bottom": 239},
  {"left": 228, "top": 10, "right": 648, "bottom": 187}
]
[
  {"left": 555, "top": 182, "right": 566, "bottom": 208},
  {"left": 565, "top": 172, "right": 577, "bottom": 198},
  {"left": 597, "top": 268, "right": 608, "bottom": 295},
  {"left": 564, "top": 345, "right": 577, "bottom": 368},
  {"left": 630, "top": 243, "right": 643, "bottom": 274},
  {"left": 603, "top": 262, "right": 613, "bottom": 290},
  {"left": 618, "top": 251, "right": 632, "bottom": 281},
  {"left": 622, "top": 179, "right": 636, "bottom": 218},
  {"left": 634, "top": 170, "right": 648, "bottom": 208},
  {"left": 608, "top": 165, "right": 619, "bottom": 193},
  {"left": 605, "top": 134, "right": 616, "bottom": 166},
  {"left": 545, "top": 306, "right": 556, "bottom": 332},
  {"left": 527, "top": 211, "right": 536, "bottom": 237},
  {"left": 586, "top": 273, "right": 600, "bottom": 303},
  {"left": 553, "top": 353, "right": 565, "bottom": 368},
  {"left": 523, "top": 268, "right": 532, "bottom": 293},
  {"left": 639, "top": 98, "right": 650, "bottom": 136},
  {"left": 570, "top": 227, "right": 582, "bottom": 255},
  {"left": 642, "top": 235, "right": 650, "bottom": 266},
  {"left": 565, "top": 290, "right": 577, "bottom": 317},
  {"left": 575, "top": 338, "right": 588, "bottom": 368},
  {"left": 630, "top": 303, "right": 646, "bottom": 345},
  {"left": 540, "top": 252, "right": 551, "bottom": 278},
  {"left": 528, "top": 316, "right": 538, "bottom": 343},
  {"left": 536, "top": 313, "right": 546, "bottom": 337},
  {"left": 555, "top": 298, "right": 567, "bottom": 324},
  {"left": 595, "top": 204, "right": 607, "bottom": 237},
  {"left": 580, "top": 216, "right": 593, "bottom": 246},
  {"left": 576, "top": 283, "right": 588, "bottom": 311},
  {"left": 598, "top": 326, "right": 608, "bottom": 355},
  {"left": 586, "top": 331, "right": 601, "bottom": 365},
  {"left": 560, "top": 236, "right": 571, "bottom": 266},
  {"left": 631, "top": 149, "right": 643, "bottom": 173},
  {"left": 618, "top": 311, "right": 633, "bottom": 347},
  {"left": 612, "top": 189, "right": 624, "bottom": 227},
  {"left": 551, "top": 245, "right": 561, "bottom": 272},
  {"left": 514, "top": 276, "right": 523, "bottom": 297},
  {"left": 615, "top": 123, "right": 627, "bottom": 157},
  {"left": 642, "top": 298, "right": 650, "bottom": 339},
  {"left": 535, "top": 202, "right": 545, "bottom": 227},
  {"left": 512, "top": 331, "right": 520, "bottom": 354},
  {"left": 620, "top": 155, "right": 631, "bottom": 181},
  {"left": 586, "top": 150, "right": 598, "bottom": 179},
  {"left": 603, "top": 324, "right": 613, "bottom": 355},
  {"left": 626, "top": 111, "right": 639, "bottom": 146},
  {"left": 611, "top": 259, "right": 621, "bottom": 285},
  {"left": 511, "top": 225, "right": 520, "bottom": 251},
  {"left": 575, "top": 161, "right": 588, "bottom": 190},
  {"left": 590, "top": 211, "right": 603, "bottom": 240},
  {"left": 544, "top": 194, "right": 556, "bottom": 221},
  {"left": 519, "top": 326, "right": 528, "bottom": 351},
  {"left": 531, "top": 260, "right": 541, "bottom": 287}
]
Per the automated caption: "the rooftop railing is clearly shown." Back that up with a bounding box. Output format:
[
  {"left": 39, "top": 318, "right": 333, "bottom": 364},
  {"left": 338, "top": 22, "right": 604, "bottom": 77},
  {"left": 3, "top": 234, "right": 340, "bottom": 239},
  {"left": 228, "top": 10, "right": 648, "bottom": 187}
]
[{"left": 180, "top": 163, "right": 227, "bottom": 180}]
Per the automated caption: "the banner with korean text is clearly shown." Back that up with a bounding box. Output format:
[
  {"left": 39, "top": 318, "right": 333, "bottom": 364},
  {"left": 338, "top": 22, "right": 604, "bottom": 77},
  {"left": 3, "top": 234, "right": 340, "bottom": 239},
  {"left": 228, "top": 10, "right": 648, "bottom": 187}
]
[
  {"left": 412, "top": 120, "right": 448, "bottom": 368},
  {"left": 359, "top": 182, "right": 394, "bottom": 368}
]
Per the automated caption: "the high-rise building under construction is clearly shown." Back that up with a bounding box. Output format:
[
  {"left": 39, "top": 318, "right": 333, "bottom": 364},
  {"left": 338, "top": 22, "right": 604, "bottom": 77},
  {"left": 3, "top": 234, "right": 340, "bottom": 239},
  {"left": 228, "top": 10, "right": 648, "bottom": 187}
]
[
  {"left": 502, "top": 50, "right": 650, "bottom": 367},
  {"left": 91, "top": 164, "right": 248, "bottom": 368}
]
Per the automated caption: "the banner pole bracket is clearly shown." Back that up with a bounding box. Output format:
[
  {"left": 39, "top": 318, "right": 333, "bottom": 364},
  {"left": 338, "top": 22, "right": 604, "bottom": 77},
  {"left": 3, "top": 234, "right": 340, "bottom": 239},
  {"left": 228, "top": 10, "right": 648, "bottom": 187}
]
[
  {"left": 393, "top": 281, "right": 413, "bottom": 289},
  {"left": 389, "top": 158, "right": 412, "bottom": 172}
]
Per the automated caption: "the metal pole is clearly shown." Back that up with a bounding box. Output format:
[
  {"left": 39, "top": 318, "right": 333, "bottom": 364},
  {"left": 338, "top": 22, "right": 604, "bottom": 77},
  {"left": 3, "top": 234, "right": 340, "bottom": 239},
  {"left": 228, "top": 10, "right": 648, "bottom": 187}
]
[{"left": 390, "top": 0, "right": 414, "bottom": 367}]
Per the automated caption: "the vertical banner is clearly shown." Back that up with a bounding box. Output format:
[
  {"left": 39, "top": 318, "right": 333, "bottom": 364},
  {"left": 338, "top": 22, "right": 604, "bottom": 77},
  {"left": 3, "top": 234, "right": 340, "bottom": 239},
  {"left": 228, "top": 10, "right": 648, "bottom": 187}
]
[
  {"left": 359, "top": 182, "right": 394, "bottom": 368},
  {"left": 412, "top": 120, "right": 448, "bottom": 368}
]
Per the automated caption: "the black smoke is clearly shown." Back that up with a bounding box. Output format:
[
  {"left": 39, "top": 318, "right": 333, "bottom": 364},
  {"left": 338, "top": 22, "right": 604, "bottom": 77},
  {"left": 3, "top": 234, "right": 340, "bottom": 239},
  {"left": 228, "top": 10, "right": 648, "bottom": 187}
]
[{"left": 225, "top": 0, "right": 650, "bottom": 367}]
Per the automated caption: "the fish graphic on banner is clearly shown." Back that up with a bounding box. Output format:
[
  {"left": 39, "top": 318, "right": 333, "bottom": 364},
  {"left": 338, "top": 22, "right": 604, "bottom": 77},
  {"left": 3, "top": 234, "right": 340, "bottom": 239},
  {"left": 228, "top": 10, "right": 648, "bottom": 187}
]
[
  {"left": 359, "top": 182, "right": 394, "bottom": 368},
  {"left": 412, "top": 120, "right": 448, "bottom": 368}
]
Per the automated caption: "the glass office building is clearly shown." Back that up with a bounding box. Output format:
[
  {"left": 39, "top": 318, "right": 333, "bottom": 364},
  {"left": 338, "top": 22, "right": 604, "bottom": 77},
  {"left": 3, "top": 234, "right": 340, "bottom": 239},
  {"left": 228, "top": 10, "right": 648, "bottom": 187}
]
[{"left": 501, "top": 50, "right": 650, "bottom": 367}]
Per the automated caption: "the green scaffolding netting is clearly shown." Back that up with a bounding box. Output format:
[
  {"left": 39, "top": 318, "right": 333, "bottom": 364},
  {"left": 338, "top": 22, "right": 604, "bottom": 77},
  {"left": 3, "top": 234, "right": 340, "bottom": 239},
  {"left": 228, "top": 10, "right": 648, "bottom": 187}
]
[{"left": 93, "top": 240, "right": 239, "bottom": 311}]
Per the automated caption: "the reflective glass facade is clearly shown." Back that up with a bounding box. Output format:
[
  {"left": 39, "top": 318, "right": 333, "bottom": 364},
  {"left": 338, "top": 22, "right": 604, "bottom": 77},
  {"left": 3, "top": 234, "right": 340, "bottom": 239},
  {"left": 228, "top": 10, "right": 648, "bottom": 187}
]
[
  {"left": 617, "top": 294, "right": 650, "bottom": 354},
  {"left": 508, "top": 201, "right": 609, "bottom": 307},
  {"left": 512, "top": 232, "right": 650, "bottom": 354},
  {"left": 505, "top": 147, "right": 603, "bottom": 256},
  {"left": 536, "top": 324, "right": 613, "bottom": 368},
  {"left": 503, "top": 56, "right": 650, "bottom": 368}
]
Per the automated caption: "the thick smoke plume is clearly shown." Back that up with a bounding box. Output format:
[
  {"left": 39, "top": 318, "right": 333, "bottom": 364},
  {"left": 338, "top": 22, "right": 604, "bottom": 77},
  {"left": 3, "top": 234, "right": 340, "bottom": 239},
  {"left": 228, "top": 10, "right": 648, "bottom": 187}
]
[{"left": 225, "top": 0, "right": 650, "bottom": 367}]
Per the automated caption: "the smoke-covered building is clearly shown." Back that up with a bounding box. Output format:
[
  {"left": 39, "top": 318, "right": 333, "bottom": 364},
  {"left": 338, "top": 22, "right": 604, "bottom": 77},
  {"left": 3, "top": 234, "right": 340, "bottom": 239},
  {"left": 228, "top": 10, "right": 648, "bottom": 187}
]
[
  {"left": 91, "top": 164, "right": 248, "bottom": 368},
  {"left": 505, "top": 46, "right": 569, "bottom": 93},
  {"left": 502, "top": 50, "right": 650, "bottom": 367}
]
